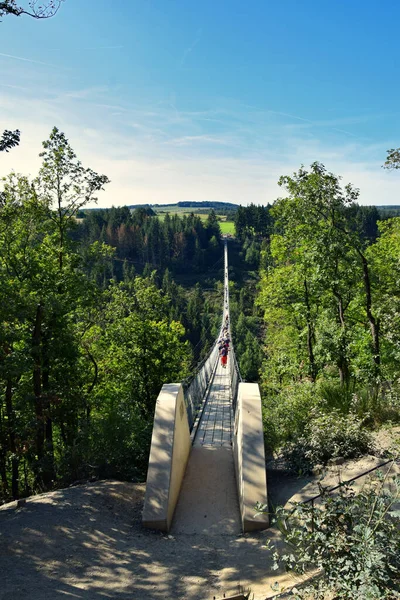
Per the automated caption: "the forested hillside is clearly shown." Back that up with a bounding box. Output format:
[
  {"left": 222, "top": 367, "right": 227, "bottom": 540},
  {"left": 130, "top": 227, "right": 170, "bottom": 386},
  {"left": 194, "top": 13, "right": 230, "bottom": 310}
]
[
  {"left": 75, "top": 205, "right": 222, "bottom": 277},
  {"left": 235, "top": 164, "right": 400, "bottom": 475},
  {"left": 0, "top": 128, "right": 227, "bottom": 502}
]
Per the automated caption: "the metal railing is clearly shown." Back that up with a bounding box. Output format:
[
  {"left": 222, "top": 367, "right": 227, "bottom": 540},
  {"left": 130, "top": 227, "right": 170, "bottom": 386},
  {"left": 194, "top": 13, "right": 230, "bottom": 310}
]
[
  {"left": 183, "top": 239, "right": 242, "bottom": 429},
  {"left": 230, "top": 344, "right": 242, "bottom": 413},
  {"left": 183, "top": 341, "right": 219, "bottom": 431},
  {"left": 223, "top": 239, "right": 242, "bottom": 413}
]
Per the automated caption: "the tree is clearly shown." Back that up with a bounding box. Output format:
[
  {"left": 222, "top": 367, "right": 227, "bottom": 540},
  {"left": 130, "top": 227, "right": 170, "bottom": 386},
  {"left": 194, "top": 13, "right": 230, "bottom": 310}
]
[
  {"left": 383, "top": 148, "right": 400, "bottom": 170},
  {"left": 0, "top": 129, "right": 20, "bottom": 153},
  {"left": 276, "top": 162, "right": 381, "bottom": 380},
  {"left": 37, "top": 126, "right": 109, "bottom": 271},
  {"left": 367, "top": 217, "right": 400, "bottom": 383},
  {"left": 99, "top": 279, "right": 189, "bottom": 418},
  {"left": 0, "top": 0, "right": 64, "bottom": 19},
  {"left": 258, "top": 235, "right": 320, "bottom": 384},
  {"left": 206, "top": 209, "right": 221, "bottom": 241}
]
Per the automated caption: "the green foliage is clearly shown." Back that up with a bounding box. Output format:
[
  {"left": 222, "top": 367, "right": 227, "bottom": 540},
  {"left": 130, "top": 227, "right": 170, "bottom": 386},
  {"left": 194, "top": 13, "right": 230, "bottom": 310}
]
[
  {"left": 0, "top": 129, "right": 20, "bottom": 152},
  {"left": 0, "top": 128, "right": 190, "bottom": 502},
  {"left": 263, "top": 467, "right": 400, "bottom": 599},
  {"left": 282, "top": 410, "right": 373, "bottom": 474},
  {"left": 318, "top": 381, "right": 400, "bottom": 426},
  {"left": 262, "top": 383, "right": 318, "bottom": 453},
  {"left": 232, "top": 312, "right": 262, "bottom": 381},
  {"left": 383, "top": 148, "right": 400, "bottom": 170}
]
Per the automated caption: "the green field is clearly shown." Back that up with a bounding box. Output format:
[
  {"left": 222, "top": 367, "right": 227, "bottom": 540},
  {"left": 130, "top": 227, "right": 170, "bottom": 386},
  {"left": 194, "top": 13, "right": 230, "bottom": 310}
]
[
  {"left": 219, "top": 221, "right": 235, "bottom": 234},
  {"left": 156, "top": 210, "right": 210, "bottom": 221},
  {"left": 154, "top": 208, "right": 235, "bottom": 234}
]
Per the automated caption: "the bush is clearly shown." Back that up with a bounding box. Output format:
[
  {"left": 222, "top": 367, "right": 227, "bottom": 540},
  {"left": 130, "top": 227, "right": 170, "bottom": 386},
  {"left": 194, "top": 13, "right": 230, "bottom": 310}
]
[
  {"left": 262, "top": 466, "right": 400, "bottom": 599},
  {"left": 262, "top": 382, "right": 319, "bottom": 453},
  {"left": 317, "top": 381, "right": 355, "bottom": 413},
  {"left": 282, "top": 410, "right": 374, "bottom": 474},
  {"left": 318, "top": 380, "right": 400, "bottom": 425},
  {"left": 352, "top": 383, "right": 400, "bottom": 425}
]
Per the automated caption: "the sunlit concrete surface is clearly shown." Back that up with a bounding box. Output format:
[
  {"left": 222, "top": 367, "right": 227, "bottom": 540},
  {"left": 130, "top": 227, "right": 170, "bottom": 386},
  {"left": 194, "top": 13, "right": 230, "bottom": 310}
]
[
  {"left": 142, "top": 383, "right": 191, "bottom": 532},
  {"left": 233, "top": 383, "right": 269, "bottom": 532}
]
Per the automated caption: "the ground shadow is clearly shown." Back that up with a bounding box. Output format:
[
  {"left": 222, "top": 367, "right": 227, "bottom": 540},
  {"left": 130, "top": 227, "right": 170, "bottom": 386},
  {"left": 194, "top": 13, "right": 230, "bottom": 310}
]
[{"left": 0, "top": 480, "right": 300, "bottom": 600}]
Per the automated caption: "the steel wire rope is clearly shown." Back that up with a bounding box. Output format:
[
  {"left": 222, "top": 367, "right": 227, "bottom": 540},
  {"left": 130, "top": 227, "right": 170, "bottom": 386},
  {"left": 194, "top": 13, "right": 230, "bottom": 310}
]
[
  {"left": 110, "top": 252, "right": 225, "bottom": 376},
  {"left": 187, "top": 318, "right": 220, "bottom": 372},
  {"left": 110, "top": 251, "right": 224, "bottom": 273},
  {"left": 184, "top": 241, "right": 235, "bottom": 434}
]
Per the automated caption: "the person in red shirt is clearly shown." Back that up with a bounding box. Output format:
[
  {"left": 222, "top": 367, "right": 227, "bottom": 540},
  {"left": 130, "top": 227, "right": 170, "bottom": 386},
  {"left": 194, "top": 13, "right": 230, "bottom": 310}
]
[{"left": 221, "top": 345, "right": 228, "bottom": 368}]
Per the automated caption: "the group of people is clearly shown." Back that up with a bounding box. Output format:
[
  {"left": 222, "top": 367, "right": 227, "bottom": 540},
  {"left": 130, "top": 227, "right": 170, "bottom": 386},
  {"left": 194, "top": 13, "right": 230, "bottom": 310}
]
[{"left": 219, "top": 314, "right": 230, "bottom": 368}]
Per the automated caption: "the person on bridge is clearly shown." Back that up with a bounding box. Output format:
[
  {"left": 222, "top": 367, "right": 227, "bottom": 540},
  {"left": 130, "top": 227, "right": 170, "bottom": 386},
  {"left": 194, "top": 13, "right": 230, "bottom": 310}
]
[{"left": 220, "top": 345, "right": 228, "bottom": 368}]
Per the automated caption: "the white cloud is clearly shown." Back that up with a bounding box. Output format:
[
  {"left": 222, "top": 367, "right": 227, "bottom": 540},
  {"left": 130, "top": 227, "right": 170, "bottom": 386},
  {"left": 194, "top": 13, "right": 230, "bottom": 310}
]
[{"left": 1, "top": 81, "right": 399, "bottom": 208}]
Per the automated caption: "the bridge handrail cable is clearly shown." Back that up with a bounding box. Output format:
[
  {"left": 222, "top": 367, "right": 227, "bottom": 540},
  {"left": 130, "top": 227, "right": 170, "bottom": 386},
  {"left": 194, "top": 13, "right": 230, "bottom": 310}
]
[{"left": 182, "top": 239, "right": 242, "bottom": 430}]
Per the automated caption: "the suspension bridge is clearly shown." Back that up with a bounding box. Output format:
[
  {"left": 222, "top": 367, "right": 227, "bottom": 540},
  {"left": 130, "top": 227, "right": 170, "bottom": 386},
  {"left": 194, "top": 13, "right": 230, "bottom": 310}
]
[{"left": 143, "top": 240, "right": 268, "bottom": 534}]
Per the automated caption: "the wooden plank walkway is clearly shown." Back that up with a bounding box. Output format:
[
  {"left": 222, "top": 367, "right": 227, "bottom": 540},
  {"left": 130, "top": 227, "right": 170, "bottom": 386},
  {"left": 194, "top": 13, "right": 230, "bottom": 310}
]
[{"left": 193, "top": 358, "right": 233, "bottom": 447}]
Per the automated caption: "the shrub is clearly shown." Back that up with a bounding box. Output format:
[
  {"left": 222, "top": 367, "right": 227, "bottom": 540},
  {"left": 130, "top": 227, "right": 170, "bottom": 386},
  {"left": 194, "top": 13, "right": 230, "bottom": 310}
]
[
  {"left": 317, "top": 381, "right": 355, "bottom": 414},
  {"left": 317, "top": 380, "right": 400, "bottom": 425},
  {"left": 262, "top": 382, "right": 318, "bottom": 453},
  {"left": 261, "top": 466, "right": 400, "bottom": 599},
  {"left": 351, "top": 383, "right": 400, "bottom": 425},
  {"left": 282, "top": 410, "right": 374, "bottom": 474}
]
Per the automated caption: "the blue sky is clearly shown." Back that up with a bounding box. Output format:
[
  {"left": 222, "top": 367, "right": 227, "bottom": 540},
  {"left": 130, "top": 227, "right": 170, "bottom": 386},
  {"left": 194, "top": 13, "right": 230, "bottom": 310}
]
[{"left": 1, "top": 0, "right": 400, "bottom": 206}]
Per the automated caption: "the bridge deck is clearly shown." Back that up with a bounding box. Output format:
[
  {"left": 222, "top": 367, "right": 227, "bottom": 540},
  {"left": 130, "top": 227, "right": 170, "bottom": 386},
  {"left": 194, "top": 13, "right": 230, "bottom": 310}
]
[
  {"left": 171, "top": 351, "right": 240, "bottom": 535},
  {"left": 193, "top": 359, "right": 233, "bottom": 447}
]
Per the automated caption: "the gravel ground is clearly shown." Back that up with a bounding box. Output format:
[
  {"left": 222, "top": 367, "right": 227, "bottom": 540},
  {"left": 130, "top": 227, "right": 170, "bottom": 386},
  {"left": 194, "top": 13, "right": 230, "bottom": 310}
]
[
  {"left": 1, "top": 427, "right": 398, "bottom": 600},
  {"left": 0, "top": 481, "right": 305, "bottom": 600}
]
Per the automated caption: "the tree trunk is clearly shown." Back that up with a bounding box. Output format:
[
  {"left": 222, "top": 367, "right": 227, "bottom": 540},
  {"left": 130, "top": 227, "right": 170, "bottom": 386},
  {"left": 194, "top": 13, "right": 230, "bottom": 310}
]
[
  {"left": 358, "top": 251, "right": 380, "bottom": 372},
  {"left": 41, "top": 329, "right": 55, "bottom": 486},
  {"left": 335, "top": 293, "right": 350, "bottom": 386},
  {"left": 32, "top": 303, "right": 45, "bottom": 475},
  {"left": 0, "top": 401, "right": 8, "bottom": 495},
  {"left": 304, "top": 278, "right": 317, "bottom": 382},
  {"left": 85, "top": 348, "right": 98, "bottom": 425},
  {"left": 5, "top": 379, "right": 19, "bottom": 499}
]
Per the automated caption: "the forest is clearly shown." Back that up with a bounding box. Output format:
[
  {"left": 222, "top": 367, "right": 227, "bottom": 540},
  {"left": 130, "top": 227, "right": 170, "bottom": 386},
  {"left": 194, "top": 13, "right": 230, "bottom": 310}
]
[
  {"left": 1, "top": 129, "right": 400, "bottom": 599},
  {"left": 0, "top": 126, "right": 258, "bottom": 502},
  {"left": 1, "top": 126, "right": 400, "bottom": 504},
  {"left": 236, "top": 167, "right": 400, "bottom": 473}
]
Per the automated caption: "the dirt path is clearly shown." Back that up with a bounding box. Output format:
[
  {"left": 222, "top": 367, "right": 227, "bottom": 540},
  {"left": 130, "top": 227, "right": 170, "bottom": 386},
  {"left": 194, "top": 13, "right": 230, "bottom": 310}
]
[
  {"left": 1, "top": 428, "right": 398, "bottom": 600},
  {"left": 0, "top": 481, "right": 304, "bottom": 600}
]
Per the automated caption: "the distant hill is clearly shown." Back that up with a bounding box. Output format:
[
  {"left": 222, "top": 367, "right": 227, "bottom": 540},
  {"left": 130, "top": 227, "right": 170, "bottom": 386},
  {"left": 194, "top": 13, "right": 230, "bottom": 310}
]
[
  {"left": 376, "top": 205, "right": 400, "bottom": 217},
  {"left": 127, "top": 201, "right": 239, "bottom": 211}
]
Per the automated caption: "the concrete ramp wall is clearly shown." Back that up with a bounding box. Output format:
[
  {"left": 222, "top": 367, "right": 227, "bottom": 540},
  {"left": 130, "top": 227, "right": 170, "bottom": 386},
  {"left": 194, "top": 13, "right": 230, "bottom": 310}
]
[
  {"left": 233, "top": 382, "right": 269, "bottom": 532},
  {"left": 142, "top": 383, "right": 191, "bottom": 532}
]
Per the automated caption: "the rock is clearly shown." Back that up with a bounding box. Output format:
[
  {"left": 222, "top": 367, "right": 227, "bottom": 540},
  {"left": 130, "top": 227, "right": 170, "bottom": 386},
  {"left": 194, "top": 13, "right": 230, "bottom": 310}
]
[
  {"left": 17, "top": 499, "right": 26, "bottom": 508},
  {"left": 312, "top": 464, "right": 325, "bottom": 475},
  {"left": 328, "top": 456, "right": 345, "bottom": 466}
]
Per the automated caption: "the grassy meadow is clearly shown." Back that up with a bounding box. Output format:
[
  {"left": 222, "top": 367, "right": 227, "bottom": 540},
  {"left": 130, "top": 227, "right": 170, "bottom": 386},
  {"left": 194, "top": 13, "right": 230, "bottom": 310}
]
[{"left": 153, "top": 206, "right": 236, "bottom": 235}]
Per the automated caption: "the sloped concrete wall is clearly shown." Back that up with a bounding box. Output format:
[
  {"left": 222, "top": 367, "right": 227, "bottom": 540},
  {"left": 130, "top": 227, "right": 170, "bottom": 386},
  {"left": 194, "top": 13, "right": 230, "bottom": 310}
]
[
  {"left": 142, "top": 383, "right": 191, "bottom": 532},
  {"left": 233, "top": 382, "right": 269, "bottom": 532}
]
